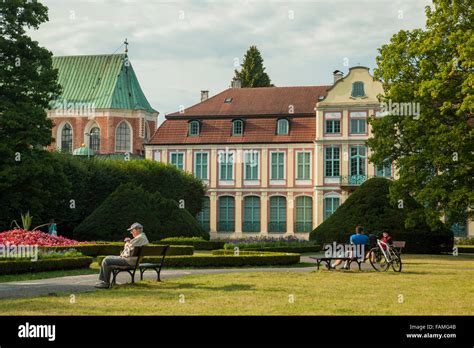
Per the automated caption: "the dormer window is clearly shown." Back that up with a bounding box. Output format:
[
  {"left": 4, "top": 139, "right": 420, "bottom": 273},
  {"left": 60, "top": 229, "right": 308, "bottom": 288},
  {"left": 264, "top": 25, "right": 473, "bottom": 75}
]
[
  {"left": 232, "top": 119, "right": 244, "bottom": 136},
  {"left": 277, "top": 118, "right": 289, "bottom": 135},
  {"left": 188, "top": 120, "right": 200, "bottom": 136},
  {"left": 224, "top": 97, "right": 233, "bottom": 103},
  {"left": 351, "top": 81, "right": 366, "bottom": 98}
]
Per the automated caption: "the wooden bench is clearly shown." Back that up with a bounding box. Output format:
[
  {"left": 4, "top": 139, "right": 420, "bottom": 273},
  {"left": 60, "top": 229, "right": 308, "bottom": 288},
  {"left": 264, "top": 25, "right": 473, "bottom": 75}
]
[
  {"left": 109, "top": 245, "right": 169, "bottom": 288},
  {"left": 310, "top": 243, "right": 366, "bottom": 271},
  {"left": 138, "top": 245, "right": 169, "bottom": 281}
]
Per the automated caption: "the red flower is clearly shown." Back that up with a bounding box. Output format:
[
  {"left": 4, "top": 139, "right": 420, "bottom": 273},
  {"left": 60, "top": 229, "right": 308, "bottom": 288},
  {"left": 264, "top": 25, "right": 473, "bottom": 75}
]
[{"left": 0, "top": 229, "right": 83, "bottom": 246}]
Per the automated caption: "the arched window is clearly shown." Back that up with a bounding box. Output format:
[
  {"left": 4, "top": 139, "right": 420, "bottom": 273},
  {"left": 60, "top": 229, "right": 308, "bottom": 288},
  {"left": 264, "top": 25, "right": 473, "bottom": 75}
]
[
  {"left": 61, "top": 123, "right": 73, "bottom": 154},
  {"left": 115, "top": 121, "right": 131, "bottom": 152},
  {"left": 188, "top": 121, "right": 200, "bottom": 136},
  {"left": 295, "top": 196, "right": 313, "bottom": 232},
  {"left": 269, "top": 196, "right": 286, "bottom": 233},
  {"left": 89, "top": 127, "right": 100, "bottom": 152},
  {"left": 218, "top": 196, "right": 235, "bottom": 232},
  {"left": 351, "top": 81, "right": 365, "bottom": 97},
  {"left": 277, "top": 119, "right": 289, "bottom": 135},
  {"left": 232, "top": 120, "right": 243, "bottom": 136},
  {"left": 243, "top": 196, "right": 260, "bottom": 232}
]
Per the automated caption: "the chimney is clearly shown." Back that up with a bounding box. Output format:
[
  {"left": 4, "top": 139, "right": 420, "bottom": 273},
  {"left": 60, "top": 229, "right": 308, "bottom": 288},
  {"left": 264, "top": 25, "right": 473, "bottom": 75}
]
[
  {"left": 333, "top": 70, "right": 343, "bottom": 84},
  {"left": 201, "top": 90, "right": 209, "bottom": 102},
  {"left": 231, "top": 79, "right": 242, "bottom": 88}
]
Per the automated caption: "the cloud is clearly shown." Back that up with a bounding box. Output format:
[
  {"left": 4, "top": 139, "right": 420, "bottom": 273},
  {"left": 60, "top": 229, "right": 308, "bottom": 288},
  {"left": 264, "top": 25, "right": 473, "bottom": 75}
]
[{"left": 30, "top": 0, "right": 432, "bottom": 124}]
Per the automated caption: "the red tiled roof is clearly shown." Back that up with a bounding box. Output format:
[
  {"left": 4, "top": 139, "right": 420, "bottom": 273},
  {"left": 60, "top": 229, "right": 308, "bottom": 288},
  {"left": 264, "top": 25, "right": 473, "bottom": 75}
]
[
  {"left": 167, "top": 86, "right": 329, "bottom": 117},
  {"left": 149, "top": 86, "right": 328, "bottom": 145},
  {"left": 148, "top": 117, "right": 316, "bottom": 145}
]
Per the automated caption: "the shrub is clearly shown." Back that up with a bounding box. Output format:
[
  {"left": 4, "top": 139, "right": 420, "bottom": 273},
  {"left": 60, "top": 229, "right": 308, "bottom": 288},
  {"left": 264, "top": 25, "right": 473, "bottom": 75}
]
[
  {"left": 310, "top": 178, "right": 454, "bottom": 254},
  {"left": 157, "top": 237, "right": 224, "bottom": 250},
  {"left": 73, "top": 184, "right": 208, "bottom": 241},
  {"left": 457, "top": 246, "right": 474, "bottom": 253},
  {"left": 0, "top": 257, "right": 93, "bottom": 275},
  {"left": 97, "top": 252, "right": 300, "bottom": 268},
  {"left": 240, "top": 246, "right": 320, "bottom": 253},
  {"left": 41, "top": 243, "right": 193, "bottom": 257},
  {"left": 0, "top": 153, "right": 206, "bottom": 238}
]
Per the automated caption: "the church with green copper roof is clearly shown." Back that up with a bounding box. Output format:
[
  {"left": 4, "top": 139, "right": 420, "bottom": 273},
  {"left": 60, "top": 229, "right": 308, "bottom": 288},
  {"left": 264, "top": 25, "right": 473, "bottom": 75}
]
[{"left": 47, "top": 53, "right": 158, "bottom": 156}]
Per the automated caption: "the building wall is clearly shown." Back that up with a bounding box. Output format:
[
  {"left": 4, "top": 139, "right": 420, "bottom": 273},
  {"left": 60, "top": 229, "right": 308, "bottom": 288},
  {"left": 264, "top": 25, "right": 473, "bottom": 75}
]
[
  {"left": 146, "top": 143, "right": 316, "bottom": 240},
  {"left": 47, "top": 109, "right": 156, "bottom": 155}
]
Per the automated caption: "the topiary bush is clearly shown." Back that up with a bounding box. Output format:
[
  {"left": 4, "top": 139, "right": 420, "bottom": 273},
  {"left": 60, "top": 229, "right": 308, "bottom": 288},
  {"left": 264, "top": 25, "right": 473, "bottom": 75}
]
[
  {"left": 73, "top": 183, "right": 209, "bottom": 242},
  {"left": 156, "top": 237, "right": 221, "bottom": 249},
  {"left": 309, "top": 178, "right": 453, "bottom": 254},
  {"left": 0, "top": 257, "right": 93, "bottom": 275}
]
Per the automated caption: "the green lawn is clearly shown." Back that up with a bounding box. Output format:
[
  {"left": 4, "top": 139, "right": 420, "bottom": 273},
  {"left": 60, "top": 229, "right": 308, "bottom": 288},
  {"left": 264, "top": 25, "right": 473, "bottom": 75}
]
[{"left": 0, "top": 254, "right": 473, "bottom": 315}]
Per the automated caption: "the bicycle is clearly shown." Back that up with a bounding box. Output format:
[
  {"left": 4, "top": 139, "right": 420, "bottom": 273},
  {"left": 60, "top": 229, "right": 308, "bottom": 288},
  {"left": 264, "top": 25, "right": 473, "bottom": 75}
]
[{"left": 368, "top": 239, "right": 402, "bottom": 272}]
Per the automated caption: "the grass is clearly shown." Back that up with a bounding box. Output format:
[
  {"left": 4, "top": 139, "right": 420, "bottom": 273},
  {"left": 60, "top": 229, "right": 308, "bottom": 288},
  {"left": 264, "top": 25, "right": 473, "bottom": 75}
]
[{"left": 0, "top": 254, "right": 473, "bottom": 315}]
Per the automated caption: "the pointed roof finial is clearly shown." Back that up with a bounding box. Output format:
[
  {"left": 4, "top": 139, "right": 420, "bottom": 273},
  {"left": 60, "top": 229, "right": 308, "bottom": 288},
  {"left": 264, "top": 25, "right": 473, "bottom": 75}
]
[{"left": 124, "top": 38, "right": 129, "bottom": 54}]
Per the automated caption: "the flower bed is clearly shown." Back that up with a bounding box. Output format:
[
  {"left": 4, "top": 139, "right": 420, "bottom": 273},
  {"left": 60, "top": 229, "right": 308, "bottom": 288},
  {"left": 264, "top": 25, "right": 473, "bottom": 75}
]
[
  {"left": 0, "top": 229, "right": 80, "bottom": 246},
  {"left": 222, "top": 235, "right": 319, "bottom": 251}
]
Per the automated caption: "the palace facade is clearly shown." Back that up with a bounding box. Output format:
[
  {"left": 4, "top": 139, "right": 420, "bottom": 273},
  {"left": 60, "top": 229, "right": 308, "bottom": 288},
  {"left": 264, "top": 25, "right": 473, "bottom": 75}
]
[{"left": 145, "top": 66, "right": 404, "bottom": 239}]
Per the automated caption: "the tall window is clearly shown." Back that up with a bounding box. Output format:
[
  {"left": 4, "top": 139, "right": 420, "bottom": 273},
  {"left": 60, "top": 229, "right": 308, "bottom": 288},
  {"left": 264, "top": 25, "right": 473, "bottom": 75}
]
[
  {"left": 244, "top": 151, "right": 259, "bottom": 181},
  {"left": 269, "top": 196, "right": 286, "bottom": 233},
  {"left": 188, "top": 121, "right": 200, "bottom": 136},
  {"left": 324, "top": 196, "right": 340, "bottom": 220},
  {"left": 196, "top": 197, "right": 210, "bottom": 232},
  {"left": 115, "top": 121, "right": 131, "bottom": 152},
  {"left": 325, "top": 119, "right": 341, "bottom": 134},
  {"left": 325, "top": 147, "right": 340, "bottom": 177},
  {"left": 243, "top": 196, "right": 260, "bottom": 232},
  {"left": 351, "top": 81, "right": 365, "bottom": 97},
  {"left": 61, "top": 123, "right": 73, "bottom": 153},
  {"left": 194, "top": 152, "right": 208, "bottom": 180},
  {"left": 219, "top": 151, "right": 234, "bottom": 181},
  {"left": 376, "top": 160, "right": 392, "bottom": 178},
  {"left": 89, "top": 126, "right": 100, "bottom": 152},
  {"left": 170, "top": 152, "right": 184, "bottom": 170},
  {"left": 350, "top": 111, "right": 367, "bottom": 134},
  {"left": 295, "top": 196, "right": 312, "bottom": 232},
  {"left": 277, "top": 119, "right": 289, "bottom": 135},
  {"left": 232, "top": 120, "right": 243, "bottom": 136},
  {"left": 296, "top": 152, "right": 311, "bottom": 180},
  {"left": 218, "top": 196, "right": 235, "bottom": 232},
  {"left": 270, "top": 152, "right": 285, "bottom": 180},
  {"left": 350, "top": 146, "right": 366, "bottom": 184}
]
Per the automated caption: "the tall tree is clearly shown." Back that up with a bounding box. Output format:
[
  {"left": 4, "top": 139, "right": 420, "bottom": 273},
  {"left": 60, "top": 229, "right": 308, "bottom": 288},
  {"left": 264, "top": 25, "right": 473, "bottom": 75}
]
[
  {"left": 368, "top": 0, "right": 473, "bottom": 230},
  {"left": 0, "top": 1, "right": 67, "bottom": 230},
  {"left": 234, "top": 45, "right": 274, "bottom": 87}
]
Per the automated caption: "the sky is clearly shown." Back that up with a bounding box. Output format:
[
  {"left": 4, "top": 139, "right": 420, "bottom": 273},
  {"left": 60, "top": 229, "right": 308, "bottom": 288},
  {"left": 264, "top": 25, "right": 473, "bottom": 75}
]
[{"left": 30, "top": 0, "right": 432, "bottom": 125}]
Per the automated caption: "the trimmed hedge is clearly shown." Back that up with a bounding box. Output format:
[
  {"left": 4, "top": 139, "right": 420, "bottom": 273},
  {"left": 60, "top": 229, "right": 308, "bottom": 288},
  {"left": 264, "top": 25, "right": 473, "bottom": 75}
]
[
  {"left": 241, "top": 246, "right": 321, "bottom": 253},
  {"left": 310, "top": 178, "right": 454, "bottom": 254},
  {"left": 0, "top": 257, "right": 93, "bottom": 275},
  {"left": 73, "top": 184, "right": 208, "bottom": 241},
  {"left": 40, "top": 243, "right": 194, "bottom": 257},
  {"left": 457, "top": 245, "right": 474, "bottom": 254},
  {"left": 156, "top": 237, "right": 225, "bottom": 250},
  {"left": 97, "top": 252, "right": 300, "bottom": 268}
]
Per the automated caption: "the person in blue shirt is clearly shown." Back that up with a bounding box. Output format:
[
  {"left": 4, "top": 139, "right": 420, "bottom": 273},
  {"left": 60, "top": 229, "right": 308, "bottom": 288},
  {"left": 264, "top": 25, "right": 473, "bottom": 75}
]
[
  {"left": 332, "top": 226, "right": 369, "bottom": 269},
  {"left": 48, "top": 219, "right": 58, "bottom": 237}
]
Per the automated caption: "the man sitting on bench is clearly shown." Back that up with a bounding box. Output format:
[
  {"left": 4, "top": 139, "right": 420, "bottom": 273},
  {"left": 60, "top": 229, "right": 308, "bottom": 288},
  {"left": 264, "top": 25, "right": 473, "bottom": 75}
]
[
  {"left": 332, "top": 226, "right": 368, "bottom": 269},
  {"left": 95, "top": 222, "right": 149, "bottom": 289}
]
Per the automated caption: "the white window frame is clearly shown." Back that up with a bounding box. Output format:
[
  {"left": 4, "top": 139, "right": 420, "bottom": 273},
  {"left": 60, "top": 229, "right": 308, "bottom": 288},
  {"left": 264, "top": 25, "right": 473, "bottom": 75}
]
[
  {"left": 194, "top": 151, "right": 209, "bottom": 183},
  {"left": 269, "top": 150, "right": 286, "bottom": 185},
  {"left": 169, "top": 151, "right": 185, "bottom": 171},
  {"left": 295, "top": 150, "right": 312, "bottom": 184}
]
